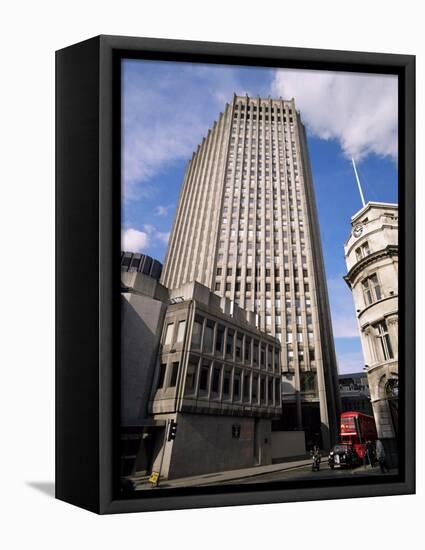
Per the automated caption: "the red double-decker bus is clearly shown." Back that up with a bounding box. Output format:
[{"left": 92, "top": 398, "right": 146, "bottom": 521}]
[{"left": 340, "top": 411, "right": 377, "bottom": 459}]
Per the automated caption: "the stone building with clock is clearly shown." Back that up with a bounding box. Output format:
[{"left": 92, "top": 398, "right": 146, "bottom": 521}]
[{"left": 344, "top": 202, "right": 398, "bottom": 466}]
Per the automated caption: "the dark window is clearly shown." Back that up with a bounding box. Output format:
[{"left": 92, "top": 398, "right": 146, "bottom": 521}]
[
  {"left": 191, "top": 317, "right": 203, "bottom": 349},
  {"left": 260, "top": 343, "right": 266, "bottom": 367},
  {"left": 252, "top": 375, "right": 259, "bottom": 402},
  {"left": 268, "top": 378, "right": 274, "bottom": 403},
  {"left": 223, "top": 369, "right": 232, "bottom": 397},
  {"left": 253, "top": 340, "right": 259, "bottom": 365},
  {"left": 199, "top": 361, "right": 210, "bottom": 393},
  {"left": 203, "top": 321, "right": 214, "bottom": 353},
  {"left": 243, "top": 373, "right": 251, "bottom": 400},
  {"left": 245, "top": 336, "right": 252, "bottom": 363},
  {"left": 185, "top": 358, "right": 198, "bottom": 394},
  {"left": 300, "top": 371, "right": 316, "bottom": 393},
  {"left": 211, "top": 365, "right": 221, "bottom": 394},
  {"left": 216, "top": 325, "right": 225, "bottom": 353},
  {"left": 235, "top": 333, "right": 243, "bottom": 360},
  {"left": 233, "top": 370, "right": 241, "bottom": 400},
  {"left": 157, "top": 363, "right": 167, "bottom": 389},
  {"left": 226, "top": 330, "right": 234, "bottom": 357},
  {"left": 169, "top": 362, "right": 179, "bottom": 387},
  {"left": 267, "top": 345, "right": 272, "bottom": 369}
]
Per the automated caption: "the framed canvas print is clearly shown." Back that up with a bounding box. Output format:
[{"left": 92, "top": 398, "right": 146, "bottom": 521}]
[{"left": 56, "top": 35, "right": 415, "bottom": 514}]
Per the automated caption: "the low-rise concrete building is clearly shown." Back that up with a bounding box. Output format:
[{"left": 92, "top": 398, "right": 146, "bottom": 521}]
[
  {"left": 344, "top": 202, "right": 398, "bottom": 466},
  {"left": 338, "top": 371, "right": 373, "bottom": 416},
  {"left": 121, "top": 271, "right": 282, "bottom": 480}
]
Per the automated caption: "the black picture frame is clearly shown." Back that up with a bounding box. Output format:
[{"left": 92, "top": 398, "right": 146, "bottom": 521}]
[{"left": 56, "top": 34, "right": 415, "bottom": 514}]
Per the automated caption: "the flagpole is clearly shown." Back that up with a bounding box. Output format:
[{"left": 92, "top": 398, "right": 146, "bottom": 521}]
[{"left": 351, "top": 158, "right": 366, "bottom": 207}]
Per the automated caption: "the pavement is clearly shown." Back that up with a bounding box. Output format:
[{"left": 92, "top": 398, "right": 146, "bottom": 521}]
[
  {"left": 130, "top": 457, "right": 396, "bottom": 491},
  {"left": 131, "top": 456, "right": 313, "bottom": 490}
]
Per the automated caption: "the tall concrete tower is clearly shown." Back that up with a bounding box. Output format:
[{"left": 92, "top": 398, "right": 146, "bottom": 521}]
[
  {"left": 161, "top": 95, "right": 340, "bottom": 449},
  {"left": 344, "top": 202, "right": 399, "bottom": 465}
]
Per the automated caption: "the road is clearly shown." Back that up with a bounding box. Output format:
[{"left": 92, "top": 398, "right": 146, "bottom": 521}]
[{"left": 216, "top": 462, "right": 391, "bottom": 485}]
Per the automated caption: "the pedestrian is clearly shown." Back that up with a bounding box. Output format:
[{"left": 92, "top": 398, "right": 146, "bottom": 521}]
[
  {"left": 375, "top": 439, "right": 388, "bottom": 473},
  {"left": 365, "top": 440, "right": 372, "bottom": 467},
  {"left": 311, "top": 445, "right": 321, "bottom": 472}
]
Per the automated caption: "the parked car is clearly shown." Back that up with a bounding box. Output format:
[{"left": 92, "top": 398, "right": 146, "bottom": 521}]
[{"left": 328, "top": 443, "right": 360, "bottom": 469}]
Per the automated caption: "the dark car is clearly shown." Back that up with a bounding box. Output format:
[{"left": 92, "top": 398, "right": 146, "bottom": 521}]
[{"left": 328, "top": 444, "right": 360, "bottom": 469}]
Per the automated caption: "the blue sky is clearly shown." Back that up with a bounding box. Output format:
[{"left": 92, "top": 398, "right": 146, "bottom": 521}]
[{"left": 121, "top": 59, "right": 398, "bottom": 374}]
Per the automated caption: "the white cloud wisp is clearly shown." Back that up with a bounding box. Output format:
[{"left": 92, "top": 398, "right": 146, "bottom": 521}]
[
  {"left": 271, "top": 69, "right": 398, "bottom": 161},
  {"left": 122, "top": 228, "right": 149, "bottom": 253}
]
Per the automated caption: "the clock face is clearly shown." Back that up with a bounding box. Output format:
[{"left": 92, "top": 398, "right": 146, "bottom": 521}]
[{"left": 353, "top": 224, "right": 363, "bottom": 238}]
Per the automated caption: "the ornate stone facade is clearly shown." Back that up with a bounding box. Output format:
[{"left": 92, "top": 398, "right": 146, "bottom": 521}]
[{"left": 344, "top": 202, "right": 398, "bottom": 465}]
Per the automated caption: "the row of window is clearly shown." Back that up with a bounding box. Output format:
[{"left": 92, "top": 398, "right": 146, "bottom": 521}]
[
  {"left": 216, "top": 267, "right": 308, "bottom": 277},
  {"left": 185, "top": 355, "right": 281, "bottom": 405},
  {"left": 214, "top": 281, "right": 310, "bottom": 293},
  {"left": 216, "top": 253, "right": 308, "bottom": 266},
  {"left": 235, "top": 103, "right": 293, "bottom": 114},
  {"left": 220, "top": 221, "right": 305, "bottom": 237},
  {"left": 191, "top": 316, "right": 280, "bottom": 372},
  {"left": 220, "top": 216, "right": 304, "bottom": 226}
]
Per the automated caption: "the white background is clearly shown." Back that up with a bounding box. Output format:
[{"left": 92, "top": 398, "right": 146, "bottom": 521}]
[{"left": 0, "top": 1, "right": 422, "bottom": 548}]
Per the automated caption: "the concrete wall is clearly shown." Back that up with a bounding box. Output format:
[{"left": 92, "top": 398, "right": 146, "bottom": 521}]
[
  {"left": 121, "top": 292, "right": 167, "bottom": 425},
  {"left": 152, "top": 413, "right": 272, "bottom": 479},
  {"left": 271, "top": 431, "right": 306, "bottom": 460}
]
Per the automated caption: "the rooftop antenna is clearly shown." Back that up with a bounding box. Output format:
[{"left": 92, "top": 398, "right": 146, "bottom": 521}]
[{"left": 351, "top": 157, "right": 366, "bottom": 207}]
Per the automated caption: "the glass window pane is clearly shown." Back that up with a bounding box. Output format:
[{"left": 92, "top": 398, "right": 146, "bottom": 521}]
[
  {"left": 199, "top": 360, "right": 210, "bottom": 393},
  {"left": 157, "top": 363, "right": 167, "bottom": 389},
  {"left": 185, "top": 357, "right": 198, "bottom": 394},
  {"left": 191, "top": 317, "right": 203, "bottom": 349},
  {"left": 164, "top": 323, "right": 174, "bottom": 346},
  {"left": 216, "top": 325, "right": 225, "bottom": 353},
  {"left": 176, "top": 320, "right": 186, "bottom": 343},
  {"left": 203, "top": 321, "right": 214, "bottom": 353},
  {"left": 169, "top": 362, "right": 179, "bottom": 387}
]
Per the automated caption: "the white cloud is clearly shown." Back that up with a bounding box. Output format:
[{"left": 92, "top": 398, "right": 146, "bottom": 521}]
[
  {"left": 122, "top": 228, "right": 149, "bottom": 253},
  {"left": 327, "top": 276, "right": 360, "bottom": 338},
  {"left": 271, "top": 69, "right": 398, "bottom": 161},
  {"left": 122, "top": 62, "right": 255, "bottom": 201},
  {"left": 124, "top": 224, "right": 170, "bottom": 249},
  {"left": 154, "top": 204, "right": 174, "bottom": 217}
]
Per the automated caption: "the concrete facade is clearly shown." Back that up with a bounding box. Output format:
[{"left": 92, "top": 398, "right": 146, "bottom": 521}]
[
  {"left": 344, "top": 202, "right": 398, "bottom": 465},
  {"left": 271, "top": 431, "right": 306, "bottom": 461},
  {"left": 121, "top": 271, "right": 281, "bottom": 479},
  {"left": 161, "top": 95, "right": 340, "bottom": 450}
]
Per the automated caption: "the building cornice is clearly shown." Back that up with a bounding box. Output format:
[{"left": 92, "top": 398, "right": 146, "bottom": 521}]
[{"left": 344, "top": 244, "right": 398, "bottom": 288}]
